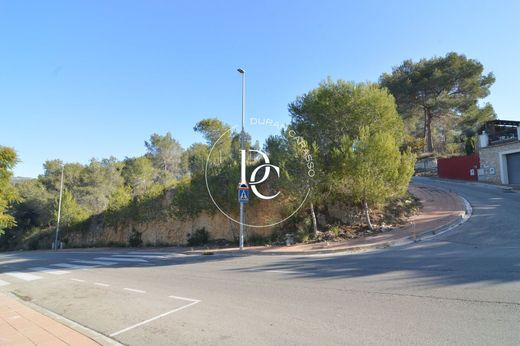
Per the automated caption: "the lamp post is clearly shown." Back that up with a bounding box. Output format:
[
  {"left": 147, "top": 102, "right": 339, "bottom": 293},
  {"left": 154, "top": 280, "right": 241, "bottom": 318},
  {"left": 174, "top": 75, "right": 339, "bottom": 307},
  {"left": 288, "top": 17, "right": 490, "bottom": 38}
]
[
  {"left": 237, "top": 68, "right": 246, "bottom": 250},
  {"left": 54, "top": 164, "right": 64, "bottom": 250}
]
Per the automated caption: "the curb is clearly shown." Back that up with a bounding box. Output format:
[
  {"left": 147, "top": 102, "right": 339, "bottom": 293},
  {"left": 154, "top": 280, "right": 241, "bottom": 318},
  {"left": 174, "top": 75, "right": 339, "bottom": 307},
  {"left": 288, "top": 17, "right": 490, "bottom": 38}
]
[
  {"left": 9, "top": 292, "right": 123, "bottom": 346},
  {"left": 185, "top": 188, "right": 472, "bottom": 257},
  {"left": 414, "top": 195, "right": 472, "bottom": 242}
]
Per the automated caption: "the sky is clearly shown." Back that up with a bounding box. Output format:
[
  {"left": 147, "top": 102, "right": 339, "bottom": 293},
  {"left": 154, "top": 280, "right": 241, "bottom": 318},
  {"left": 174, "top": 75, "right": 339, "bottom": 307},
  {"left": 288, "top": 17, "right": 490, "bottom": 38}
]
[{"left": 1, "top": 0, "right": 519, "bottom": 178}]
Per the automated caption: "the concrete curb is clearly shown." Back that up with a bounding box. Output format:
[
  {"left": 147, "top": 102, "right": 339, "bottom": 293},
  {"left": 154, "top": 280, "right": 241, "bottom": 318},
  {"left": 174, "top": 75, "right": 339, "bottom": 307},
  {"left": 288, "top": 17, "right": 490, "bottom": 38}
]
[{"left": 185, "top": 188, "right": 473, "bottom": 257}]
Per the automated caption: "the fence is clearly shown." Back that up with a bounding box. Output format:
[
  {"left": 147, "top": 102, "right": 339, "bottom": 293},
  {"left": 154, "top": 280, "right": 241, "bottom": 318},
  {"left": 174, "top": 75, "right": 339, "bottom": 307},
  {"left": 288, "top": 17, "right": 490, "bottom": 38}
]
[{"left": 437, "top": 154, "right": 480, "bottom": 181}]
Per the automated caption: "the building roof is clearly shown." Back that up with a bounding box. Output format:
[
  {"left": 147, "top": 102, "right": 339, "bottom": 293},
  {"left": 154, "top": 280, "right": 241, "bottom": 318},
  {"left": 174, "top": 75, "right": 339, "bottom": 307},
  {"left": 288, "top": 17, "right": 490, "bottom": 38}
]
[{"left": 479, "top": 119, "right": 520, "bottom": 133}]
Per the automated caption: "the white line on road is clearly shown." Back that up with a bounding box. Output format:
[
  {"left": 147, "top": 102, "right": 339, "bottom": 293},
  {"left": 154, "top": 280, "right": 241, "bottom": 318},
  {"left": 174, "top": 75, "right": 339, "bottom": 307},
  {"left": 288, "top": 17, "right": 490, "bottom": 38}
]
[
  {"left": 5, "top": 272, "right": 42, "bottom": 281},
  {"left": 168, "top": 295, "right": 200, "bottom": 303},
  {"left": 0, "top": 279, "right": 10, "bottom": 286},
  {"left": 71, "top": 278, "right": 85, "bottom": 282},
  {"left": 94, "top": 282, "right": 110, "bottom": 287},
  {"left": 72, "top": 260, "right": 117, "bottom": 266},
  {"left": 109, "top": 300, "right": 201, "bottom": 337},
  {"left": 111, "top": 254, "right": 166, "bottom": 259},
  {"left": 123, "top": 288, "right": 146, "bottom": 293},
  {"left": 52, "top": 263, "right": 98, "bottom": 269},
  {"left": 126, "top": 251, "right": 170, "bottom": 255},
  {"left": 264, "top": 270, "right": 297, "bottom": 274},
  {"left": 29, "top": 267, "right": 70, "bottom": 275},
  {"left": 95, "top": 257, "right": 148, "bottom": 263}
]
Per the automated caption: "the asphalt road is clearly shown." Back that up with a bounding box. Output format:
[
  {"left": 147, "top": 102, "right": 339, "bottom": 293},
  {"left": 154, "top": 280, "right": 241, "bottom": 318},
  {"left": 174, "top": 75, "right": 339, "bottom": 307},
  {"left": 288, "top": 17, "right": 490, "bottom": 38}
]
[{"left": 1, "top": 177, "right": 519, "bottom": 345}]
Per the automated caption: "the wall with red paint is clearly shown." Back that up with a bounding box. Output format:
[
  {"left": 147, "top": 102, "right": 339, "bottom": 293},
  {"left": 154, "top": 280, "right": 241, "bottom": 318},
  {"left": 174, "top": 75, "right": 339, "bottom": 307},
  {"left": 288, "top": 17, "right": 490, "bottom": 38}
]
[{"left": 437, "top": 154, "right": 480, "bottom": 181}]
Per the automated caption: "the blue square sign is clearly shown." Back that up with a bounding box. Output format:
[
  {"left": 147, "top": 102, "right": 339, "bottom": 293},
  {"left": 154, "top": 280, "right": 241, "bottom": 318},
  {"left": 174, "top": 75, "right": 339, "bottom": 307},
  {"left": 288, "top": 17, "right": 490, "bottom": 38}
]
[{"left": 238, "top": 184, "right": 249, "bottom": 203}]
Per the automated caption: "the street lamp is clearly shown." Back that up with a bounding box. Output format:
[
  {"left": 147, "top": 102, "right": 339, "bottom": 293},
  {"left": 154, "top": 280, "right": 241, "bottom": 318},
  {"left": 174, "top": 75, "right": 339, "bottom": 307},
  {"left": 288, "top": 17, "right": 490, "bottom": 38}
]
[
  {"left": 237, "top": 68, "right": 246, "bottom": 250},
  {"left": 54, "top": 164, "right": 64, "bottom": 250}
]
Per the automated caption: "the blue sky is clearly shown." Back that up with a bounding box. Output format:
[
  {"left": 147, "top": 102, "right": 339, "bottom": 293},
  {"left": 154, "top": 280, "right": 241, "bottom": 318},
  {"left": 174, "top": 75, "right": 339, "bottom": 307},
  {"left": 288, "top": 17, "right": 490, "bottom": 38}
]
[{"left": 1, "top": 0, "right": 519, "bottom": 177}]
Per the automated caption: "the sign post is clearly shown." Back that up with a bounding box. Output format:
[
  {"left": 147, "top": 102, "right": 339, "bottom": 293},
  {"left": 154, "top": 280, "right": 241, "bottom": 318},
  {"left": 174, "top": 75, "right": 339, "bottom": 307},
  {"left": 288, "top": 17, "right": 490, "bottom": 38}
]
[
  {"left": 237, "top": 68, "right": 246, "bottom": 250},
  {"left": 238, "top": 183, "right": 249, "bottom": 204}
]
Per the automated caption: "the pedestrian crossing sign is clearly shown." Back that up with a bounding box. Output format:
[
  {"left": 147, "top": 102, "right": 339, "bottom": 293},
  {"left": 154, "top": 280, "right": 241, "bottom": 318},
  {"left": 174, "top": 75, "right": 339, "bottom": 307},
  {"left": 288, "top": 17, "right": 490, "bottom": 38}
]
[{"left": 238, "top": 183, "right": 249, "bottom": 203}]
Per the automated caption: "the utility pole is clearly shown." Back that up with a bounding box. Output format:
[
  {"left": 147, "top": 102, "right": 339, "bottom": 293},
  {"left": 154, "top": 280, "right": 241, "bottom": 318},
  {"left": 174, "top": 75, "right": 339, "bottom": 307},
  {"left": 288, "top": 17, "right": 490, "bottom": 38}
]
[
  {"left": 54, "top": 164, "right": 64, "bottom": 250},
  {"left": 237, "top": 68, "right": 246, "bottom": 250}
]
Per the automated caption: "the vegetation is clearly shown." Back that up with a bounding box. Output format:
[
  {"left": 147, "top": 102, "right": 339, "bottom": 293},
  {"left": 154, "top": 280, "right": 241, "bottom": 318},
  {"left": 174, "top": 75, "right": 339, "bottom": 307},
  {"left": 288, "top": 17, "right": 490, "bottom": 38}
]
[
  {"left": 0, "top": 52, "right": 494, "bottom": 249},
  {"left": 286, "top": 80, "right": 415, "bottom": 230},
  {"left": 0, "top": 146, "right": 19, "bottom": 234},
  {"left": 380, "top": 52, "right": 495, "bottom": 154},
  {"left": 187, "top": 227, "right": 210, "bottom": 246}
]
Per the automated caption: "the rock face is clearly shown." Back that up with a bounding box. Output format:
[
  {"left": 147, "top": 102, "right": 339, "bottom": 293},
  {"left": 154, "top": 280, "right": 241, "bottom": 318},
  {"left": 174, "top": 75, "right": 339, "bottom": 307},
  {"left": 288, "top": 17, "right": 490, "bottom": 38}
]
[{"left": 63, "top": 199, "right": 284, "bottom": 247}]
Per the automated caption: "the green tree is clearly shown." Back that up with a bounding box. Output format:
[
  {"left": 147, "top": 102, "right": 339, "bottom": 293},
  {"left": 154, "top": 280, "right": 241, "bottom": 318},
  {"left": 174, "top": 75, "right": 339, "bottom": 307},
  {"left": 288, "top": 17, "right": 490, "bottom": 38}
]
[
  {"left": 289, "top": 79, "right": 413, "bottom": 230},
  {"left": 265, "top": 129, "right": 320, "bottom": 234},
  {"left": 77, "top": 158, "right": 125, "bottom": 214},
  {"left": 123, "top": 156, "right": 156, "bottom": 198},
  {"left": 194, "top": 118, "right": 232, "bottom": 162},
  {"left": 54, "top": 190, "right": 88, "bottom": 227},
  {"left": 380, "top": 52, "right": 495, "bottom": 153},
  {"left": 183, "top": 143, "right": 210, "bottom": 177},
  {"left": 0, "top": 146, "right": 18, "bottom": 234},
  {"left": 145, "top": 133, "right": 185, "bottom": 184},
  {"left": 289, "top": 79, "right": 404, "bottom": 166},
  {"left": 12, "top": 179, "right": 53, "bottom": 229},
  {"left": 332, "top": 127, "right": 415, "bottom": 230}
]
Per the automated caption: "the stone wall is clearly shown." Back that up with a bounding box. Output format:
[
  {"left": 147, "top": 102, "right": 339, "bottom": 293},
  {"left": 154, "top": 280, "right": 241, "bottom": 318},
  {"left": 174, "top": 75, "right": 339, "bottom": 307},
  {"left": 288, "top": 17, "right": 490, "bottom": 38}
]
[
  {"left": 478, "top": 140, "right": 520, "bottom": 184},
  {"left": 62, "top": 199, "right": 284, "bottom": 248}
]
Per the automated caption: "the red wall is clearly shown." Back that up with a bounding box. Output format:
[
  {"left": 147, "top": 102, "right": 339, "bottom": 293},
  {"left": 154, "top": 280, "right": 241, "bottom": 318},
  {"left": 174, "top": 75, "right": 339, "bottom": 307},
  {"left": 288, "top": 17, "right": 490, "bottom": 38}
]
[{"left": 437, "top": 154, "right": 480, "bottom": 181}]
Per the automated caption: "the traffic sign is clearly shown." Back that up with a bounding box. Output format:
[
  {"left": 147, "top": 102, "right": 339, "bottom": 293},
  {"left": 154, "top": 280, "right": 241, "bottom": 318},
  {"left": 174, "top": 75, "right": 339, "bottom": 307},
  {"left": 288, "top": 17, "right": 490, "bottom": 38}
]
[{"left": 238, "top": 183, "right": 249, "bottom": 203}]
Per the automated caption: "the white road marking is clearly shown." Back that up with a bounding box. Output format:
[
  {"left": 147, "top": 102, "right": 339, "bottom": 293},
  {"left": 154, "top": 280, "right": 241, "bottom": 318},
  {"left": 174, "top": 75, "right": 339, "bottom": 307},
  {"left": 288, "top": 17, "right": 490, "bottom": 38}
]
[
  {"left": 72, "top": 260, "right": 117, "bottom": 266},
  {"left": 0, "top": 279, "right": 10, "bottom": 286},
  {"left": 126, "top": 251, "right": 170, "bottom": 255},
  {"left": 52, "top": 263, "right": 97, "bottom": 269},
  {"left": 0, "top": 258, "right": 28, "bottom": 265},
  {"left": 264, "top": 270, "right": 297, "bottom": 274},
  {"left": 123, "top": 288, "right": 146, "bottom": 293},
  {"left": 168, "top": 295, "right": 200, "bottom": 303},
  {"left": 109, "top": 300, "right": 201, "bottom": 337},
  {"left": 95, "top": 257, "right": 148, "bottom": 263},
  {"left": 29, "top": 267, "right": 70, "bottom": 275},
  {"left": 71, "top": 278, "right": 85, "bottom": 282},
  {"left": 5, "top": 272, "right": 42, "bottom": 281},
  {"left": 94, "top": 282, "right": 110, "bottom": 287},
  {"left": 111, "top": 254, "right": 166, "bottom": 259}
]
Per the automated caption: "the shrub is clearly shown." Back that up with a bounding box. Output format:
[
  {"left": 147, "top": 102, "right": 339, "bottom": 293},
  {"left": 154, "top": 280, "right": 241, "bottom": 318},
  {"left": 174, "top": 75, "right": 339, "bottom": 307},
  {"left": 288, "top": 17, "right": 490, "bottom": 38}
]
[
  {"left": 128, "top": 228, "right": 143, "bottom": 247},
  {"left": 295, "top": 229, "right": 311, "bottom": 243},
  {"left": 187, "top": 227, "right": 209, "bottom": 246},
  {"left": 329, "top": 225, "right": 341, "bottom": 237},
  {"left": 247, "top": 233, "right": 271, "bottom": 246}
]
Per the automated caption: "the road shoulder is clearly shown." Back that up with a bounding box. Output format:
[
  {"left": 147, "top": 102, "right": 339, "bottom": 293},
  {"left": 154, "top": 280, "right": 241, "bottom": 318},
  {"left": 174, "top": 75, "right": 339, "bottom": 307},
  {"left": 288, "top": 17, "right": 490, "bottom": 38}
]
[{"left": 187, "top": 182, "right": 469, "bottom": 255}]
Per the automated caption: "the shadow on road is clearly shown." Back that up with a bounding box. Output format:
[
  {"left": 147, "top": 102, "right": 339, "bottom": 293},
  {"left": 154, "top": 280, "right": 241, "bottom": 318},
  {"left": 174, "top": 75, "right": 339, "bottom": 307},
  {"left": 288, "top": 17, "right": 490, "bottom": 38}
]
[{"left": 228, "top": 240, "right": 520, "bottom": 287}]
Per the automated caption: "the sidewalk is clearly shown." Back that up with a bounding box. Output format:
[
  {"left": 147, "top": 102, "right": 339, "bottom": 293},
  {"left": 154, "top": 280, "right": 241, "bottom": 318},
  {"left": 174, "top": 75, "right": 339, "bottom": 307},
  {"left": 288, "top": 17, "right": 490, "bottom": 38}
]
[
  {"left": 0, "top": 293, "right": 99, "bottom": 346},
  {"left": 187, "top": 182, "right": 468, "bottom": 255}
]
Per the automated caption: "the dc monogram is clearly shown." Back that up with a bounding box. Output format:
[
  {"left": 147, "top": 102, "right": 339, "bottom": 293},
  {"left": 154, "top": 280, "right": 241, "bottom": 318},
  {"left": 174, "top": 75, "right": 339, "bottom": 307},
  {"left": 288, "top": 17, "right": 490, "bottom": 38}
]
[{"left": 240, "top": 149, "right": 280, "bottom": 200}]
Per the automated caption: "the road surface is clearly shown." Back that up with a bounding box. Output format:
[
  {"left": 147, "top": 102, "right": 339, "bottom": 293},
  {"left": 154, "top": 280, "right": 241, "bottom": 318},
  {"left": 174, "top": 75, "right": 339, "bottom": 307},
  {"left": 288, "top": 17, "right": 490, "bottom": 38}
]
[{"left": 1, "top": 177, "right": 519, "bottom": 345}]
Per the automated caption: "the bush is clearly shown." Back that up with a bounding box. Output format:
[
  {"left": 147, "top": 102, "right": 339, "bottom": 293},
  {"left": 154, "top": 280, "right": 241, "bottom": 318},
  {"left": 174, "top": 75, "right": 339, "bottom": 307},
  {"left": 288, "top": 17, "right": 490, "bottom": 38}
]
[
  {"left": 187, "top": 227, "right": 209, "bottom": 246},
  {"left": 329, "top": 225, "right": 341, "bottom": 237},
  {"left": 247, "top": 233, "right": 271, "bottom": 246},
  {"left": 28, "top": 239, "right": 40, "bottom": 250},
  {"left": 128, "top": 228, "right": 143, "bottom": 247},
  {"left": 296, "top": 229, "right": 311, "bottom": 243}
]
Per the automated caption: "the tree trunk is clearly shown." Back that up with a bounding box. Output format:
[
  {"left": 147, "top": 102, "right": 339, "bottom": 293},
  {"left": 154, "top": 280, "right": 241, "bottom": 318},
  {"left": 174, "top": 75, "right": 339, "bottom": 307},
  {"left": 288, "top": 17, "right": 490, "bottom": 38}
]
[
  {"left": 424, "top": 109, "right": 434, "bottom": 153},
  {"left": 363, "top": 199, "right": 374, "bottom": 231},
  {"left": 310, "top": 202, "right": 318, "bottom": 235}
]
